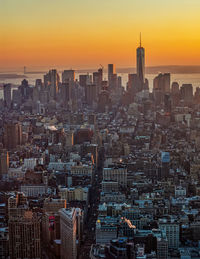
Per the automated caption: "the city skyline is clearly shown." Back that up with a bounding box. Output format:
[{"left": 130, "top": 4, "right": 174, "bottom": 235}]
[{"left": 1, "top": 0, "right": 200, "bottom": 68}]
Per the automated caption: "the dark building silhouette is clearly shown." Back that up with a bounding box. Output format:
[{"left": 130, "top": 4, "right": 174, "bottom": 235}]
[
  {"left": 3, "top": 122, "right": 22, "bottom": 150},
  {"left": 44, "top": 70, "right": 60, "bottom": 100},
  {"left": 93, "top": 68, "right": 103, "bottom": 92},
  {"left": 79, "top": 74, "right": 90, "bottom": 88},
  {"left": 180, "top": 84, "right": 193, "bottom": 105},
  {"left": 137, "top": 34, "right": 145, "bottom": 84},
  {"left": 108, "top": 64, "right": 116, "bottom": 86},
  {"left": 85, "top": 84, "right": 97, "bottom": 106},
  {"left": 3, "top": 84, "right": 11, "bottom": 109},
  {"left": 62, "top": 70, "right": 75, "bottom": 83},
  {"left": 74, "top": 129, "right": 93, "bottom": 144}
]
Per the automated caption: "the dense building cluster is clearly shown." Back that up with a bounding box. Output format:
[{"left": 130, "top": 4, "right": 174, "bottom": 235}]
[{"left": 0, "top": 41, "right": 200, "bottom": 259}]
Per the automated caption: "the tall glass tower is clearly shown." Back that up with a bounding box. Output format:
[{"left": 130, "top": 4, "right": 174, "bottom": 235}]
[{"left": 136, "top": 33, "right": 145, "bottom": 83}]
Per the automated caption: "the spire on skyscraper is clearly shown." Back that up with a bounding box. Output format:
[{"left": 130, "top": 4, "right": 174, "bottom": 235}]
[{"left": 137, "top": 33, "right": 145, "bottom": 84}]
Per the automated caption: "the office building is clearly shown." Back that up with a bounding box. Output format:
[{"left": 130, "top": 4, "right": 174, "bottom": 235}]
[
  {"left": 62, "top": 70, "right": 75, "bottom": 83},
  {"left": 3, "top": 122, "right": 22, "bottom": 150},
  {"left": 93, "top": 68, "right": 103, "bottom": 90},
  {"left": 43, "top": 198, "right": 66, "bottom": 213},
  {"left": 96, "top": 217, "right": 118, "bottom": 244},
  {"left": 20, "top": 184, "right": 47, "bottom": 197},
  {"left": 157, "top": 237, "right": 168, "bottom": 259},
  {"left": 59, "top": 187, "right": 89, "bottom": 203},
  {"left": 160, "top": 151, "right": 170, "bottom": 179},
  {"left": 59, "top": 208, "right": 83, "bottom": 259},
  {"left": 85, "top": 84, "right": 97, "bottom": 106},
  {"left": 159, "top": 219, "right": 179, "bottom": 249},
  {"left": 79, "top": 74, "right": 91, "bottom": 88},
  {"left": 164, "top": 94, "right": 172, "bottom": 113},
  {"left": 3, "top": 84, "right": 11, "bottom": 108},
  {"left": 0, "top": 227, "right": 9, "bottom": 259},
  {"left": 103, "top": 166, "right": 127, "bottom": 188},
  {"left": 18, "top": 79, "right": 31, "bottom": 101},
  {"left": 136, "top": 34, "right": 145, "bottom": 83},
  {"left": 153, "top": 73, "right": 171, "bottom": 94},
  {"left": 60, "top": 82, "right": 72, "bottom": 105},
  {"left": 127, "top": 74, "right": 143, "bottom": 100},
  {"left": 88, "top": 114, "right": 96, "bottom": 125},
  {"left": 12, "top": 89, "right": 22, "bottom": 106},
  {"left": 108, "top": 238, "right": 135, "bottom": 259},
  {"left": 180, "top": 84, "right": 193, "bottom": 104},
  {"left": 109, "top": 73, "right": 118, "bottom": 89},
  {"left": 108, "top": 64, "right": 116, "bottom": 86},
  {"left": 9, "top": 211, "right": 41, "bottom": 259},
  {"left": 44, "top": 69, "right": 60, "bottom": 100},
  {"left": 65, "top": 130, "right": 74, "bottom": 147},
  {"left": 171, "top": 82, "right": 179, "bottom": 94},
  {"left": 8, "top": 192, "right": 28, "bottom": 219},
  {"left": 98, "top": 90, "right": 111, "bottom": 112},
  {"left": 0, "top": 151, "right": 9, "bottom": 177}
]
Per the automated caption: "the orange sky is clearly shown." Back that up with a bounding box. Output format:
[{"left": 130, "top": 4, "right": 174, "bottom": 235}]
[{"left": 1, "top": 0, "right": 200, "bottom": 69}]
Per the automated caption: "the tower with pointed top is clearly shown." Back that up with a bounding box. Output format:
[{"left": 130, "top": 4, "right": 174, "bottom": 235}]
[{"left": 136, "top": 33, "right": 145, "bottom": 84}]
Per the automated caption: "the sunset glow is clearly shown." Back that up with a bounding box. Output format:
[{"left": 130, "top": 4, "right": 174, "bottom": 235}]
[{"left": 1, "top": 0, "right": 200, "bottom": 68}]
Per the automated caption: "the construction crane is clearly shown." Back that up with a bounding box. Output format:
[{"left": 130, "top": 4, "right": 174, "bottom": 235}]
[{"left": 99, "top": 64, "right": 104, "bottom": 71}]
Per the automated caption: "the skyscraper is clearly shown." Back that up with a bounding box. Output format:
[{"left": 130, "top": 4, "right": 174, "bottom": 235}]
[
  {"left": 93, "top": 68, "right": 103, "bottom": 93},
  {"left": 3, "top": 84, "right": 11, "bottom": 109},
  {"left": 59, "top": 208, "right": 83, "bottom": 259},
  {"left": 108, "top": 64, "right": 116, "bottom": 86},
  {"left": 180, "top": 84, "right": 193, "bottom": 104},
  {"left": 44, "top": 69, "right": 60, "bottom": 100},
  {"left": 136, "top": 34, "right": 145, "bottom": 83},
  {"left": 85, "top": 84, "right": 98, "bottom": 106},
  {"left": 62, "top": 70, "right": 75, "bottom": 83},
  {"left": 3, "top": 122, "right": 22, "bottom": 150},
  {"left": 0, "top": 151, "right": 9, "bottom": 178},
  {"left": 9, "top": 211, "right": 41, "bottom": 259}
]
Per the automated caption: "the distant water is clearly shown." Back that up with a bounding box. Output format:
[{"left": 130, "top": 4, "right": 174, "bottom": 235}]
[{"left": 1, "top": 72, "right": 200, "bottom": 99}]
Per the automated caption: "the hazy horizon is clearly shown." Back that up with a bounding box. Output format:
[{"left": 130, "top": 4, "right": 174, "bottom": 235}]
[{"left": 2, "top": 65, "right": 200, "bottom": 74}]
